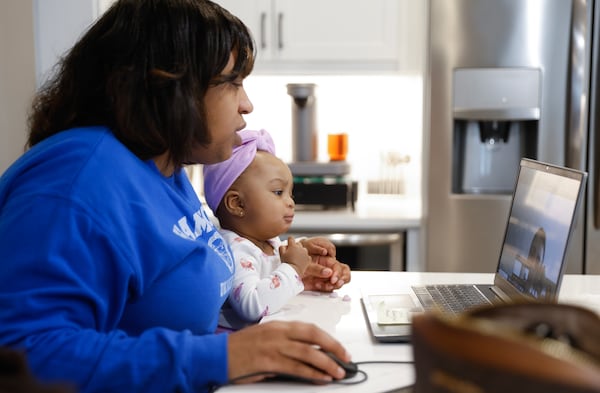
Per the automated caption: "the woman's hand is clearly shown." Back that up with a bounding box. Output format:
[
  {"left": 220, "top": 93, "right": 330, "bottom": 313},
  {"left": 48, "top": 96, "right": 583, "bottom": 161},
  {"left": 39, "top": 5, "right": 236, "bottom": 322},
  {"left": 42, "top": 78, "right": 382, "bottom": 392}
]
[
  {"left": 227, "top": 321, "right": 351, "bottom": 383},
  {"left": 296, "top": 237, "right": 349, "bottom": 292},
  {"left": 302, "top": 255, "right": 351, "bottom": 292},
  {"left": 300, "top": 237, "right": 336, "bottom": 258}
]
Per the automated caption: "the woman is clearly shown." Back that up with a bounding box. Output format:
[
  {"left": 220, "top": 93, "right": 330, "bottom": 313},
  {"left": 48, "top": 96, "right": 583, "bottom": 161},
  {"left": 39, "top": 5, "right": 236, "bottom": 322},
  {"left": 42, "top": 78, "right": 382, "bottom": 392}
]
[{"left": 0, "top": 1, "right": 351, "bottom": 392}]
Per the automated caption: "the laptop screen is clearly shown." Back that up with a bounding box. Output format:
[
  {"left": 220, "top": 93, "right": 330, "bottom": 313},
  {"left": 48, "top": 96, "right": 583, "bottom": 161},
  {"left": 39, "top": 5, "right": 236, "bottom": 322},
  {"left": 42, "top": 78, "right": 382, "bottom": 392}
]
[{"left": 497, "top": 159, "right": 586, "bottom": 300}]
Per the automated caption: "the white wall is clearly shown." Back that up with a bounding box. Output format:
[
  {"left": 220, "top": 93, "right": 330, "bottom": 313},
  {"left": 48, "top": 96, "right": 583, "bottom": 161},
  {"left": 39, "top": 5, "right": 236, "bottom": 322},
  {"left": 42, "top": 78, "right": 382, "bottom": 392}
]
[{"left": 0, "top": 1, "right": 36, "bottom": 173}]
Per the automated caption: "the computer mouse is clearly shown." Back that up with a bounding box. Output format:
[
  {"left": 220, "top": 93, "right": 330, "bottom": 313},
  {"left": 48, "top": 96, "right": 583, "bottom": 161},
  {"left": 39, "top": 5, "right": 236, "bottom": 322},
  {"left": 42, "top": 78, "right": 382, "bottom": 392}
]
[
  {"left": 266, "top": 351, "right": 359, "bottom": 384},
  {"left": 321, "top": 350, "right": 359, "bottom": 379}
]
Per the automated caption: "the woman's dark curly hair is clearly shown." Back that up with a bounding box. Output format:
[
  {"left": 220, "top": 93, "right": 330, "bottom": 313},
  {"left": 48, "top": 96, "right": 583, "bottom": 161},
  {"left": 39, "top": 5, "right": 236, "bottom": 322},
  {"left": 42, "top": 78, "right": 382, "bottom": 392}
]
[{"left": 28, "top": 0, "right": 255, "bottom": 170}]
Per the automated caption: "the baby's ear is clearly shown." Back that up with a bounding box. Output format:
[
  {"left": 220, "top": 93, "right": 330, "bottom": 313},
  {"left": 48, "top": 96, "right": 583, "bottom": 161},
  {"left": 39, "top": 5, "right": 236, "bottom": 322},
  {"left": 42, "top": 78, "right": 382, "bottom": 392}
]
[{"left": 222, "top": 190, "right": 243, "bottom": 215}]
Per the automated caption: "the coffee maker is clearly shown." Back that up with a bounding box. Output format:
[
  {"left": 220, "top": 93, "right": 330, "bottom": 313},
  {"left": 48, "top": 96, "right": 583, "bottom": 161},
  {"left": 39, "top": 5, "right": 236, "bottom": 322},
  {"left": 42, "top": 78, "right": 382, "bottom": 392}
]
[{"left": 286, "top": 83, "right": 357, "bottom": 210}]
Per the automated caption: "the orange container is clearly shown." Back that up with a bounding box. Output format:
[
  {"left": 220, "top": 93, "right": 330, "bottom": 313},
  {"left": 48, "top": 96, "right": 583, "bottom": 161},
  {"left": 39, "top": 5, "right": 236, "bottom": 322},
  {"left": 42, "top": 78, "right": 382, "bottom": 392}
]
[{"left": 327, "top": 133, "right": 348, "bottom": 161}]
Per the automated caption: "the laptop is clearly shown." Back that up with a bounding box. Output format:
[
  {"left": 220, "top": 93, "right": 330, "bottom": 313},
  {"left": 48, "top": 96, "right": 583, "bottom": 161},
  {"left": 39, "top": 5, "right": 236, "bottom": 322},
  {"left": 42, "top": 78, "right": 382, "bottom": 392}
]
[{"left": 362, "top": 158, "right": 587, "bottom": 342}]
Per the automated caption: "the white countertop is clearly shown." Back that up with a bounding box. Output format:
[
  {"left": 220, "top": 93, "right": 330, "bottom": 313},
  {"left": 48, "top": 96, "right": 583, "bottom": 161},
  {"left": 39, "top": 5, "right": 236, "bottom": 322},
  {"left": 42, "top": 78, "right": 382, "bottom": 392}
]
[
  {"left": 218, "top": 271, "right": 600, "bottom": 393},
  {"left": 291, "top": 195, "right": 422, "bottom": 233}
]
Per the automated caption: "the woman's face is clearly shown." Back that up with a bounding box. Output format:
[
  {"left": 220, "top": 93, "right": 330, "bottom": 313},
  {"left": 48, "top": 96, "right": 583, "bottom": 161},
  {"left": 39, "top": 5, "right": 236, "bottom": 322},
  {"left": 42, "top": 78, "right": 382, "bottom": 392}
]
[{"left": 192, "top": 52, "right": 254, "bottom": 165}]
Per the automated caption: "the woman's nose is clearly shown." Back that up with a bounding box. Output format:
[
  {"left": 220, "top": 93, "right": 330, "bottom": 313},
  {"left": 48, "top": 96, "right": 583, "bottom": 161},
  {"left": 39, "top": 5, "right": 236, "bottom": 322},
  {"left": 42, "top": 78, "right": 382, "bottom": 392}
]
[{"left": 239, "top": 88, "right": 253, "bottom": 114}]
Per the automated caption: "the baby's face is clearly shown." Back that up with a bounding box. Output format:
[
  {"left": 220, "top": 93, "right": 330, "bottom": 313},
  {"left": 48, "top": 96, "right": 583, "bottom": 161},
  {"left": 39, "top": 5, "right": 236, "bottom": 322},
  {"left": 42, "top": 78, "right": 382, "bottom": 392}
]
[{"left": 234, "top": 152, "right": 295, "bottom": 239}]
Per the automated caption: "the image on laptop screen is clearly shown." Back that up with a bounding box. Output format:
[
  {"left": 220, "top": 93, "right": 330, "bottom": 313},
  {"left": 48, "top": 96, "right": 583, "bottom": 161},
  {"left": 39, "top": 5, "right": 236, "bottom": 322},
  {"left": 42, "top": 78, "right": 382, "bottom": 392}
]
[{"left": 497, "top": 163, "right": 583, "bottom": 300}]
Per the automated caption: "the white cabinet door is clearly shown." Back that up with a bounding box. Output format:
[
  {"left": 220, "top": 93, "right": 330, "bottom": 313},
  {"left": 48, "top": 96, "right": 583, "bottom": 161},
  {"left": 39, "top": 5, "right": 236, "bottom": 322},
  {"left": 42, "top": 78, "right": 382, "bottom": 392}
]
[
  {"left": 273, "top": 0, "right": 399, "bottom": 62},
  {"left": 216, "top": 0, "right": 275, "bottom": 60},
  {"left": 216, "top": 0, "right": 419, "bottom": 72}
]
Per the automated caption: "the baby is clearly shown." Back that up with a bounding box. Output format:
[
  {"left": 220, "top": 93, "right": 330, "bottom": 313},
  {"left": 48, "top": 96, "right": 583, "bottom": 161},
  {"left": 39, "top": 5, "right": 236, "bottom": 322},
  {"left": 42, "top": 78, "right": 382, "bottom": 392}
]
[{"left": 203, "top": 129, "right": 345, "bottom": 326}]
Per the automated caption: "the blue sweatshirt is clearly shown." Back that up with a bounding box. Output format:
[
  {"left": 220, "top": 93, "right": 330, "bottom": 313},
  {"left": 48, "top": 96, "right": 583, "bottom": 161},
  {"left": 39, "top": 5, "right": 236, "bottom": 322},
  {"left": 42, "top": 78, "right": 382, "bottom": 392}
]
[{"left": 0, "top": 127, "right": 235, "bottom": 392}]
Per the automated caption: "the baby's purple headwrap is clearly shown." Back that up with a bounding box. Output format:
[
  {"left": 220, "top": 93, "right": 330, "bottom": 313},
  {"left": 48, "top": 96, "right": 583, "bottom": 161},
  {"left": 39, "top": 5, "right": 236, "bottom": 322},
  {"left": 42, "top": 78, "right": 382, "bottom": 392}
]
[{"left": 203, "top": 129, "right": 276, "bottom": 213}]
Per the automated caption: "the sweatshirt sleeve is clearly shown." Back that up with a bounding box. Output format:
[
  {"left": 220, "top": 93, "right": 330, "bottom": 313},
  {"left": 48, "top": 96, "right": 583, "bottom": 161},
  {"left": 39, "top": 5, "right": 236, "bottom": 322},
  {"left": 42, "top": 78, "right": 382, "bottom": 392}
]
[
  {"left": 0, "top": 197, "right": 229, "bottom": 393},
  {"left": 25, "top": 326, "right": 228, "bottom": 393},
  {"left": 227, "top": 236, "right": 304, "bottom": 322}
]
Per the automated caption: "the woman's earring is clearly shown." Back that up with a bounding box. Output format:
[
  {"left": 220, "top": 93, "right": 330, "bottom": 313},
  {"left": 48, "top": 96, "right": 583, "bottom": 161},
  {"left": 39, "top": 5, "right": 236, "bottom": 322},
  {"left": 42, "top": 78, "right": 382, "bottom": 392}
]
[{"left": 239, "top": 210, "right": 245, "bottom": 217}]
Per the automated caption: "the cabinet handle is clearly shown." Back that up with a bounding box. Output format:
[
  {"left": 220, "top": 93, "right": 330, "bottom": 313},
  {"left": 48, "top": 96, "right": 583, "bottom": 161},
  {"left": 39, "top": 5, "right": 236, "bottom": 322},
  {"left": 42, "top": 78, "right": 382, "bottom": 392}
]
[
  {"left": 277, "top": 12, "right": 284, "bottom": 50},
  {"left": 260, "top": 12, "right": 267, "bottom": 50}
]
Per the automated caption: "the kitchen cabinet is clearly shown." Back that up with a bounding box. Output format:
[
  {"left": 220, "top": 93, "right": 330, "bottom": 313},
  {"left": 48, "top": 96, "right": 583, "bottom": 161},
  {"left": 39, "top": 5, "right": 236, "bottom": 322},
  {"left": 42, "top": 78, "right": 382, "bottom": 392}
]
[{"left": 215, "top": 0, "right": 423, "bottom": 73}]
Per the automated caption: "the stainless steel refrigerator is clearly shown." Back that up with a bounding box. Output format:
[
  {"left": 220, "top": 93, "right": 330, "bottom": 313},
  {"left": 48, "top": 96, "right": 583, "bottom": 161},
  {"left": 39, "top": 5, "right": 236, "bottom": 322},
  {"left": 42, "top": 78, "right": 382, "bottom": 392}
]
[{"left": 423, "top": 0, "right": 600, "bottom": 274}]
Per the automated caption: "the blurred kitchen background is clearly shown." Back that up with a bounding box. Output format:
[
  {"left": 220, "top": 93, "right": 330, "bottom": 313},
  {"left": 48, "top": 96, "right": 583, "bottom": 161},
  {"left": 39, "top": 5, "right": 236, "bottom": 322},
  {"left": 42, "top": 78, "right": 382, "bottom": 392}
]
[
  {"left": 5, "top": 0, "right": 599, "bottom": 274},
  {"left": 2, "top": 0, "right": 426, "bottom": 202},
  {"left": 1, "top": 0, "right": 426, "bottom": 272},
  {"left": 239, "top": 74, "right": 423, "bottom": 202}
]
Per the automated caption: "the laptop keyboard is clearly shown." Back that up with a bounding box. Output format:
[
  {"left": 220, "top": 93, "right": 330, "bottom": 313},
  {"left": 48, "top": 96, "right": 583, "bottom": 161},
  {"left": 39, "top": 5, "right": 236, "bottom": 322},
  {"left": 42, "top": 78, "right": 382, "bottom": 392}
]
[{"left": 412, "top": 284, "right": 490, "bottom": 314}]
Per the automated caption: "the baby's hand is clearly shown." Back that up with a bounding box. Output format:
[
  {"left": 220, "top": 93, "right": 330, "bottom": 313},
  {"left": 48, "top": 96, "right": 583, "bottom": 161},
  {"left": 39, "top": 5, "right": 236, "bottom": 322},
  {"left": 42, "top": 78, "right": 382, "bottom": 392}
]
[{"left": 279, "top": 236, "right": 311, "bottom": 275}]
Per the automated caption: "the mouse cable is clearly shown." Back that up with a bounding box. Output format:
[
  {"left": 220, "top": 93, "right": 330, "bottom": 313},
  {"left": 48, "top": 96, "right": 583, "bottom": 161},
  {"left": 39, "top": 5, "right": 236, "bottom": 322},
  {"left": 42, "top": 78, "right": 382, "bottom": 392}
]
[
  {"left": 354, "top": 359, "right": 414, "bottom": 366},
  {"left": 208, "top": 360, "right": 413, "bottom": 392},
  {"left": 208, "top": 369, "right": 368, "bottom": 392}
]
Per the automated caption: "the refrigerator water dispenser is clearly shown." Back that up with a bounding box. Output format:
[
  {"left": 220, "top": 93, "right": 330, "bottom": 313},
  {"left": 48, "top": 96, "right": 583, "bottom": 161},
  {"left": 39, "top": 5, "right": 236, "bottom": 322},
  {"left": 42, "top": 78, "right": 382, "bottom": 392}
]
[{"left": 452, "top": 68, "right": 540, "bottom": 194}]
